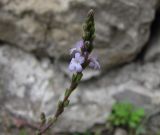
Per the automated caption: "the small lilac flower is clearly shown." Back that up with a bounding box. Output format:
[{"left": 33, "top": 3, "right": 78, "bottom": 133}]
[
  {"left": 89, "top": 57, "right": 100, "bottom": 70},
  {"left": 69, "top": 53, "right": 85, "bottom": 72},
  {"left": 70, "top": 40, "right": 84, "bottom": 55}
]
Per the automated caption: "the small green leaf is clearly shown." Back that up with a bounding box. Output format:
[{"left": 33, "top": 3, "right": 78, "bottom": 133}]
[
  {"left": 64, "top": 99, "right": 70, "bottom": 107},
  {"left": 129, "top": 121, "right": 137, "bottom": 128},
  {"left": 40, "top": 112, "right": 46, "bottom": 124},
  {"left": 19, "top": 129, "right": 27, "bottom": 135},
  {"left": 76, "top": 73, "right": 83, "bottom": 83},
  {"left": 107, "top": 102, "right": 146, "bottom": 131},
  {"left": 72, "top": 74, "right": 77, "bottom": 82},
  {"left": 134, "top": 109, "right": 145, "bottom": 117},
  {"left": 130, "top": 114, "right": 140, "bottom": 123},
  {"left": 114, "top": 119, "right": 121, "bottom": 126},
  {"left": 65, "top": 89, "right": 70, "bottom": 97},
  {"left": 136, "top": 125, "right": 146, "bottom": 135},
  {"left": 58, "top": 100, "right": 63, "bottom": 108}
]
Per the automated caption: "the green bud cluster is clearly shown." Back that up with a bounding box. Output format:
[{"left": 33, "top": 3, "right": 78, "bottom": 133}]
[
  {"left": 83, "top": 9, "right": 95, "bottom": 41},
  {"left": 82, "top": 9, "right": 95, "bottom": 53}
]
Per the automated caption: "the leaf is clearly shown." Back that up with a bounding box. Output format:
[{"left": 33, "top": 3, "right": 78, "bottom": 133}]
[
  {"left": 116, "top": 109, "right": 129, "bottom": 117},
  {"left": 136, "top": 125, "right": 146, "bottom": 135},
  {"left": 40, "top": 112, "right": 46, "bottom": 124},
  {"left": 129, "top": 121, "right": 137, "bottom": 128},
  {"left": 72, "top": 74, "right": 77, "bottom": 82},
  {"left": 130, "top": 114, "right": 140, "bottom": 122},
  {"left": 64, "top": 99, "right": 70, "bottom": 107},
  {"left": 84, "top": 131, "right": 92, "bottom": 135},
  {"left": 73, "top": 133, "right": 81, "bottom": 135},
  {"left": 19, "top": 129, "right": 27, "bottom": 135},
  {"left": 134, "top": 108, "right": 145, "bottom": 117},
  {"left": 107, "top": 114, "right": 115, "bottom": 121},
  {"left": 114, "top": 119, "right": 121, "bottom": 126},
  {"left": 107, "top": 102, "right": 146, "bottom": 130},
  {"left": 58, "top": 100, "right": 63, "bottom": 108},
  {"left": 76, "top": 73, "right": 83, "bottom": 83},
  {"left": 65, "top": 89, "right": 70, "bottom": 97}
]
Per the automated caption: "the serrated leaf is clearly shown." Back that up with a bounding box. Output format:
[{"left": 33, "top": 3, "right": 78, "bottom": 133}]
[{"left": 134, "top": 109, "right": 145, "bottom": 117}]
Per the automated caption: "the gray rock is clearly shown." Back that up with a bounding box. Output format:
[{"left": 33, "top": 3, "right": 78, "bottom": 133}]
[
  {"left": 1, "top": 44, "right": 160, "bottom": 133},
  {"left": 0, "top": 44, "right": 67, "bottom": 121},
  {"left": 144, "top": 11, "right": 160, "bottom": 61},
  {"left": 0, "top": 44, "right": 114, "bottom": 133},
  {"left": 147, "top": 106, "right": 160, "bottom": 134},
  {"left": 0, "top": 1, "right": 160, "bottom": 133},
  {"left": 114, "top": 128, "right": 128, "bottom": 135},
  {"left": 56, "top": 59, "right": 160, "bottom": 132},
  {"left": 0, "top": 0, "right": 158, "bottom": 70},
  {"left": 113, "top": 90, "right": 151, "bottom": 108}
]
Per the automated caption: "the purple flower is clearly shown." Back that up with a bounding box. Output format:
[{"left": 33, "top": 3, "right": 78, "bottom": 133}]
[
  {"left": 70, "top": 40, "right": 84, "bottom": 55},
  {"left": 69, "top": 53, "right": 85, "bottom": 72},
  {"left": 89, "top": 57, "right": 100, "bottom": 70}
]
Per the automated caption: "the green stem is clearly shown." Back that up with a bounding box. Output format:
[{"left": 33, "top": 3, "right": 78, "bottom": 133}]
[
  {"left": 36, "top": 73, "right": 82, "bottom": 135},
  {"left": 36, "top": 9, "right": 95, "bottom": 135}
]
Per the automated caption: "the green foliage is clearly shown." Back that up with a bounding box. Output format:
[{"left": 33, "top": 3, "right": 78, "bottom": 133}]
[
  {"left": 19, "top": 129, "right": 28, "bottom": 135},
  {"left": 107, "top": 102, "right": 145, "bottom": 134}
]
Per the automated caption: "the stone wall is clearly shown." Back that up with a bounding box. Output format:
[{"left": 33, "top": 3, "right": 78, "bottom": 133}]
[{"left": 0, "top": 0, "right": 160, "bottom": 134}]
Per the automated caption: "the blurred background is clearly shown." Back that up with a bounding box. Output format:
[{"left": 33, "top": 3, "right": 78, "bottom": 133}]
[{"left": 0, "top": 0, "right": 160, "bottom": 135}]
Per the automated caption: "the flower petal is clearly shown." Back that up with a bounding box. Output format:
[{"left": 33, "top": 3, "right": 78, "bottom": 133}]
[
  {"left": 76, "top": 64, "right": 83, "bottom": 72},
  {"left": 70, "top": 58, "right": 76, "bottom": 63},
  {"left": 69, "top": 61, "right": 76, "bottom": 71},
  {"left": 75, "top": 52, "right": 81, "bottom": 59},
  {"left": 79, "top": 56, "right": 85, "bottom": 64},
  {"left": 75, "top": 40, "right": 84, "bottom": 49},
  {"left": 70, "top": 48, "right": 76, "bottom": 55},
  {"left": 89, "top": 57, "right": 100, "bottom": 70},
  {"left": 89, "top": 61, "right": 95, "bottom": 68},
  {"left": 95, "top": 61, "right": 100, "bottom": 69}
]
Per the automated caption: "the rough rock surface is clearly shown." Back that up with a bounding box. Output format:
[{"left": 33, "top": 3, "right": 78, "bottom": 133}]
[
  {"left": 0, "top": 0, "right": 160, "bottom": 134},
  {"left": 0, "top": 45, "right": 113, "bottom": 133},
  {"left": 144, "top": 9, "right": 160, "bottom": 61},
  {"left": 0, "top": 45, "right": 68, "bottom": 120},
  {"left": 114, "top": 128, "right": 128, "bottom": 135},
  {"left": 1, "top": 44, "right": 160, "bottom": 133},
  {"left": 0, "top": 0, "right": 158, "bottom": 70}
]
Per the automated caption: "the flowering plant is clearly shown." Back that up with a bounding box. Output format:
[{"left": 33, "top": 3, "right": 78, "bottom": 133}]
[{"left": 36, "top": 9, "right": 100, "bottom": 135}]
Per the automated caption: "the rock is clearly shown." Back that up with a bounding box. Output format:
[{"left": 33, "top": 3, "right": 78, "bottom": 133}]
[
  {"left": 114, "top": 128, "right": 128, "bottom": 135},
  {"left": 147, "top": 106, "right": 160, "bottom": 134},
  {"left": 0, "top": 0, "right": 158, "bottom": 70},
  {"left": 113, "top": 90, "right": 151, "bottom": 108},
  {"left": 0, "top": 44, "right": 114, "bottom": 133},
  {"left": 59, "top": 59, "right": 160, "bottom": 132},
  {"left": 0, "top": 44, "right": 68, "bottom": 121},
  {"left": 144, "top": 10, "right": 160, "bottom": 61},
  {"left": 0, "top": 1, "right": 160, "bottom": 133},
  {"left": 1, "top": 43, "right": 160, "bottom": 133}
]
